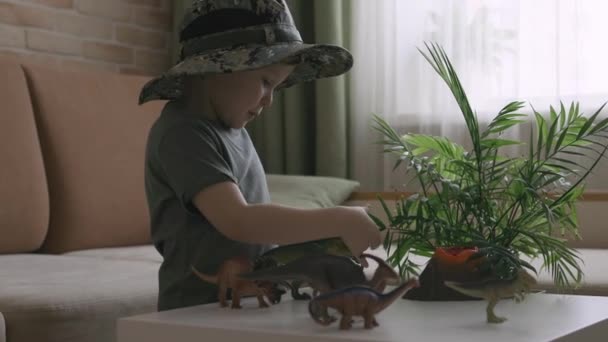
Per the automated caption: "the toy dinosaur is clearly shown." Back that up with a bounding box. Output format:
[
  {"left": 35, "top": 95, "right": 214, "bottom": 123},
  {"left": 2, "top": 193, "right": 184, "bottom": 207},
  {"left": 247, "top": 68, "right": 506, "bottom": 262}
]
[
  {"left": 239, "top": 253, "right": 401, "bottom": 299},
  {"left": 252, "top": 237, "right": 355, "bottom": 300},
  {"left": 191, "top": 256, "right": 284, "bottom": 309},
  {"left": 444, "top": 268, "right": 537, "bottom": 323},
  {"left": 254, "top": 237, "right": 353, "bottom": 268},
  {"left": 308, "top": 279, "right": 419, "bottom": 330},
  {"left": 363, "top": 254, "right": 403, "bottom": 293}
]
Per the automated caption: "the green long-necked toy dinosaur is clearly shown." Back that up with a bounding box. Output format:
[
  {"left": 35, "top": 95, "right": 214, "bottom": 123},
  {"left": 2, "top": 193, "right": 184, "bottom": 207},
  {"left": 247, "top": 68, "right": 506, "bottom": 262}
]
[
  {"left": 255, "top": 237, "right": 352, "bottom": 267},
  {"left": 253, "top": 237, "right": 354, "bottom": 299}
]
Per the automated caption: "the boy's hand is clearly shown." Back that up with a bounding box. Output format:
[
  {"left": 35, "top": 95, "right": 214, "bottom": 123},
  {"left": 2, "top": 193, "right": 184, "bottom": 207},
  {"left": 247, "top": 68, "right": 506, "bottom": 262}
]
[{"left": 337, "top": 206, "right": 382, "bottom": 267}]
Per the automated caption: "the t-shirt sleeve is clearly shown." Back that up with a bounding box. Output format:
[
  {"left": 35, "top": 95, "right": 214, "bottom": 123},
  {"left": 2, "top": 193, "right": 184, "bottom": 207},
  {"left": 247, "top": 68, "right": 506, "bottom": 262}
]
[{"left": 156, "top": 124, "right": 237, "bottom": 213}]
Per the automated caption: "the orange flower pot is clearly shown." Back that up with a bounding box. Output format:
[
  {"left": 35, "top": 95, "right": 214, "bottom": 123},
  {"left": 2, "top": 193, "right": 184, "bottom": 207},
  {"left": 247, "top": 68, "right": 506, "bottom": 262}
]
[
  {"left": 434, "top": 246, "right": 478, "bottom": 264},
  {"left": 434, "top": 246, "right": 484, "bottom": 274}
]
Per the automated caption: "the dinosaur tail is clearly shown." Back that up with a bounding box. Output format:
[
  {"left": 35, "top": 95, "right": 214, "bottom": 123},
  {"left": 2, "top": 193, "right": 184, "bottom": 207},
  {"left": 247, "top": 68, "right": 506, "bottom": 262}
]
[
  {"left": 308, "top": 299, "right": 333, "bottom": 326},
  {"left": 445, "top": 269, "right": 537, "bottom": 299},
  {"left": 443, "top": 281, "right": 479, "bottom": 298},
  {"left": 518, "top": 268, "right": 538, "bottom": 286},
  {"left": 376, "top": 279, "right": 419, "bottom": 312},
  {"left": 191, "top": 265, "right": 218, "bottom": 284}
]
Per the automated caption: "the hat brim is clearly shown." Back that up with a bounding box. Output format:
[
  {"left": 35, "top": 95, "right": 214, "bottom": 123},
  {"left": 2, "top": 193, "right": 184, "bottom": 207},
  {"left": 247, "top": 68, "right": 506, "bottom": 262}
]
[{"left": 138, "top": 43, "right": 353, "bottom": 104}]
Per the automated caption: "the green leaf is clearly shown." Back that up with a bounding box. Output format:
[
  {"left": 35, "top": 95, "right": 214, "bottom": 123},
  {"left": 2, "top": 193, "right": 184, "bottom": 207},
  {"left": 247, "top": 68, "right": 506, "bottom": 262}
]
[
  {"left": 379, "top": 196, "right": 394, "bottom": 224},
  {"left": 577, "top": 102, "right": 606, "bottom": 139},
  {"left": 559, "top": 102, "right": 566, "bottom": 129},
  {"left": 553, "top": 126, "right": 570, "bottom": 154},
  {"left": 534, "top": 108, "right": 547, "bottom": 161},
  {"left": 482, "top": 101, "right": 527, "bottom": 138},
  {"left": 404, "top": 134, "right": 467, "bottom": 160},
  {"left": 481, "top": 138, "right": 523, "bottom": 149},
  {"left": 567, "top": 102, "right": 576, "bottom": 124},
  {"left": 545, "top": 109, "right": 560, "bottom": 158},
  {"left": 589, "top": 106, "right": 608, "bottom": 135}
]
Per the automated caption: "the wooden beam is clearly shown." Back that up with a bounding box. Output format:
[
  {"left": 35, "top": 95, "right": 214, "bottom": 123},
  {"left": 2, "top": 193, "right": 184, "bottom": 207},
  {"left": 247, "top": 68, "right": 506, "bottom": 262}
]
[{"left": 347, "top": 191, "right": 608, "bottom": 202}]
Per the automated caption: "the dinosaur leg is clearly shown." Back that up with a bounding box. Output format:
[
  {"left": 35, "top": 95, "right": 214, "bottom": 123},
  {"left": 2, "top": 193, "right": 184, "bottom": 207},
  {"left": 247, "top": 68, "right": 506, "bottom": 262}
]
[
  {"left": 271, "top": 281, "right": 290, "bottom": 303},
  {"left": 318, "top": 306, "right": 335, "bottom": 324},
  {"left": 231, "top": 287, "right": 243, "bottom": 309},
  {"left": 339, "top": 314, "right": 353, "bottom": 330},
  {"left": 218, "top": 282, "right": 228, "bottom": 308},
  {"left": 311, "top": 302, "right": 336, "bottom": 325},
  {"left": 486, "top": 297, "right": 506, "bottom": 324},
  {"left": 255, "top": 287, "right": 270, "bottom": 308},
  {"left": 291, "top": 280, "right": 311, "bottom": 300},
  {"left": 363, "top": 312, "right": 376, "bottom": 329},
  {"left": 268, "top": 283, "right": 285, "bottom": 304}
]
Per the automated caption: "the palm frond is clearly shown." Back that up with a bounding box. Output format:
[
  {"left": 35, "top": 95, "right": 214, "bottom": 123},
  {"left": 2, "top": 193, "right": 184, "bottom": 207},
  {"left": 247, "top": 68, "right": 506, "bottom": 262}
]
[{"left": 481, "top": 101, "right": 527, "bottom": 138}]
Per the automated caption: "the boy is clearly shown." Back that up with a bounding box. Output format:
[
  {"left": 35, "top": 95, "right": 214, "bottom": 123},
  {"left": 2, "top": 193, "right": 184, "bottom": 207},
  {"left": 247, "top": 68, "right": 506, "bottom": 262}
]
[{"left": 139, "top": 0, "right": 382, "bottom": 311}]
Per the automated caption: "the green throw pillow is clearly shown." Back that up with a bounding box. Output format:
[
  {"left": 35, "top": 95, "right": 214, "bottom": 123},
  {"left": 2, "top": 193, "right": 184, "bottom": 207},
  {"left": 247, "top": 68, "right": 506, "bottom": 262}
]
[{"left": 266, "top": 174, "right": 360, "bottom": 208}]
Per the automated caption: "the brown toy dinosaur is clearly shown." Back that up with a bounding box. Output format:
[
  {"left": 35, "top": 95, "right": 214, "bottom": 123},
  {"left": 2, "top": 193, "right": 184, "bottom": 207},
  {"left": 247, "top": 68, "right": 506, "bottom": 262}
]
[
  {"left": 308, "top": 279, "right": 420, "bottom": 330},
  {"left": 239, "top": 253, "right": 401, "bottom": 299},
  {"left": 191, "top": 256, "right": 283, "bottom": 309},
  {"left": 444, "top": 268, "right": 537, "bottom": 323}
]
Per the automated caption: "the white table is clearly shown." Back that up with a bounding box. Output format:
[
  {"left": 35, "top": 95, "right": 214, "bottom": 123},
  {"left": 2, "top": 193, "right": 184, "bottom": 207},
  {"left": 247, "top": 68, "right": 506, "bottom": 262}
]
[{"left": 117, "top": 293, "right": 608, "bottom": 342}]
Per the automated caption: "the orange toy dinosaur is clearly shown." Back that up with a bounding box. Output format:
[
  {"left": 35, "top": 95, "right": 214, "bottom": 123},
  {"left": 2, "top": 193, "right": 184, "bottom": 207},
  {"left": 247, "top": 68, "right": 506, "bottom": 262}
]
[{"left": 191, "top": 256, "right": 283, "bottom": 309}]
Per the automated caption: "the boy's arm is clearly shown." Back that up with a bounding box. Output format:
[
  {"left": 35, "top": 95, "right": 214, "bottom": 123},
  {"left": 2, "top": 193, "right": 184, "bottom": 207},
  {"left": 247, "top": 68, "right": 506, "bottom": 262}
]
[{"left": 193, "top": 181, "right": 380, "bottom": 253}]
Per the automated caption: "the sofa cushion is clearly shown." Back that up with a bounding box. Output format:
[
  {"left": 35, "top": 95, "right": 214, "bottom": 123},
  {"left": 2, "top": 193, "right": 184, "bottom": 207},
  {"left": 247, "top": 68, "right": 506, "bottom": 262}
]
[
  {"left": 0, "top": 59, "right": 49, "bottom": 253},
  {"left": 266, "top": 174, "right": 360, "bottom": 208},
  {"left": 21, "top": 64, "right": 165, "bottom": 253},
  {"left": 0, "top": 254, "right": 158, "bottom": 342},
  {"left": 62, "top": 245, "right": 162, "bottom": 264}
]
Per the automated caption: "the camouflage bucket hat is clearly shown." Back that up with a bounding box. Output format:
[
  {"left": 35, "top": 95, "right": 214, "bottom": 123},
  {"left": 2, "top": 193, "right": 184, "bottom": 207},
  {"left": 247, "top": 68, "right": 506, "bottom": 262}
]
[{"left": 138, "top": 0, "right": 353, "bottom": 104}]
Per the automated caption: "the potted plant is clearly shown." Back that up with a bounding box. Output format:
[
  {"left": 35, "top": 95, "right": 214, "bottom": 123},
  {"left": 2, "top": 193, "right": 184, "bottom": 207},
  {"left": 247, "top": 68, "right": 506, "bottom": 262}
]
[{"left": 370, "top": 43, "right": 608, "bottom": 300}]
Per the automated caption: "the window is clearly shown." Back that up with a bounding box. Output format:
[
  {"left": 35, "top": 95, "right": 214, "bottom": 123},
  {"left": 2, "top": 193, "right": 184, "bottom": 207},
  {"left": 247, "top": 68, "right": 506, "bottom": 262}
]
[{"left": 349, "top": 0, "right": 608, "bottom": 190}]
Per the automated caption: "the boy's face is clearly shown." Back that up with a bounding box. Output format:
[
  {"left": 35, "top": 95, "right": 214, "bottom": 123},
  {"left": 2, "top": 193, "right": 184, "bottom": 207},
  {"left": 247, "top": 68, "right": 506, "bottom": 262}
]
[{"left": 200, "top": 64, "right": 296, "bottom": 129}]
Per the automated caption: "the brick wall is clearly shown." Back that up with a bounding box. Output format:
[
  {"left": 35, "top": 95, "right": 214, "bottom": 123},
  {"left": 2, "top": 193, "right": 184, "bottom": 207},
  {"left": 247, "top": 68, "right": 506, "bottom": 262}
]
[{"left": 0, "top": 0, "right": 173, "bottom": 75}]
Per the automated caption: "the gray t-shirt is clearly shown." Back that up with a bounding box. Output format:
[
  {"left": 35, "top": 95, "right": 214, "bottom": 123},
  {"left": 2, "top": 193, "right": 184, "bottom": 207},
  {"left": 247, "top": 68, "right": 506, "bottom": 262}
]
[{"left": 145, "top": 101, "right": 271, "bottom": 311}]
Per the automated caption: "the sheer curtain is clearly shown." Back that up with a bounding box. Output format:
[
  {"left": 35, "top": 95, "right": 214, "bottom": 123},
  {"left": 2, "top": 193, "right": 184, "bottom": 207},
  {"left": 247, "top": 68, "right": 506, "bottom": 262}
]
[{"left": 349, "top": 0, "right": 608, "bottom": 191}]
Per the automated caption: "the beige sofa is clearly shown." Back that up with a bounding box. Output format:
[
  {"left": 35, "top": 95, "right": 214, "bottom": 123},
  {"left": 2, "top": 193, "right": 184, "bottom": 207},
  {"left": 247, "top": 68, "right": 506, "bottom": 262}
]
[
  {"left": 0, "top": 58, "right": 360, "bottom": 342},
  {"left": 0, "top": 58, "right": 164, "bottom": 342}
]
